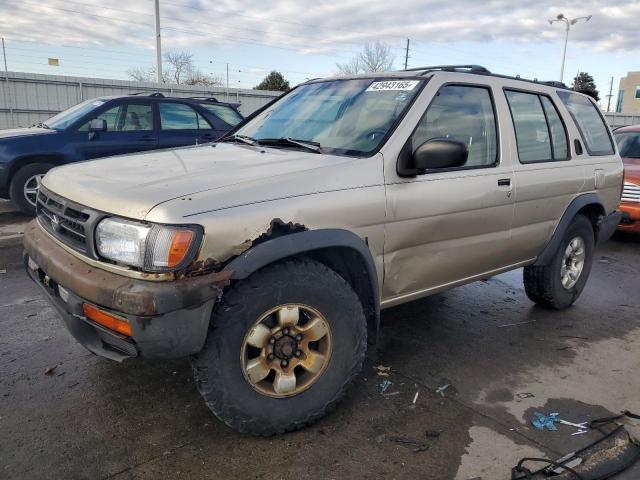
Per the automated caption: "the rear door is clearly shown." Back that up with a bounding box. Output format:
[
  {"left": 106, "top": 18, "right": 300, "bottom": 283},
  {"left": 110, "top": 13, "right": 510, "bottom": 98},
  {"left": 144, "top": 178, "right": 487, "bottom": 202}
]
[
  {"left": 158, "top": 101, "right": 216, "bottom": 147},
  {"left": 75, "top": 100, "right": 158, "bottom": 159}
]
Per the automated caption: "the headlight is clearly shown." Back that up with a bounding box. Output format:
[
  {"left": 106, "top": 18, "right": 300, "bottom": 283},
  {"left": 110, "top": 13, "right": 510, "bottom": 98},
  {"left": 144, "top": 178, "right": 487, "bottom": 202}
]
[{"left": 95, "top": 218, "right": 201, "bottom": 272}]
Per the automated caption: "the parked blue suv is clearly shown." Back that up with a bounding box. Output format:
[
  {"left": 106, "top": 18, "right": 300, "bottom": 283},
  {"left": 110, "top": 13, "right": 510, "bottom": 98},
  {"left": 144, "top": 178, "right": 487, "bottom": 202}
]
[{"left": 0, "top": 93, "right": 244, "bottom": 213}]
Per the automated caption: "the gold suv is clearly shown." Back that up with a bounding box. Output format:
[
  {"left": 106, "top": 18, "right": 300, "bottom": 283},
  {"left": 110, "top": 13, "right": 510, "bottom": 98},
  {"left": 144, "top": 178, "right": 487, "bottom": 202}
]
[{"left": 23, "top": 66, "right": 623, "bottom": 435}]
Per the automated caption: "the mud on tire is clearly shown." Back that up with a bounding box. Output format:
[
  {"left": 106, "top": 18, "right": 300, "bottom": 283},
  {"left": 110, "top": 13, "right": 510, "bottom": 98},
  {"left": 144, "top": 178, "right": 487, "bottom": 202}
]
[
  {"left": 523, "top": 214, "right": 595, "bottom": 310},
  {"left": 191, "top": 257, "right": 367, "bottom": 435}
]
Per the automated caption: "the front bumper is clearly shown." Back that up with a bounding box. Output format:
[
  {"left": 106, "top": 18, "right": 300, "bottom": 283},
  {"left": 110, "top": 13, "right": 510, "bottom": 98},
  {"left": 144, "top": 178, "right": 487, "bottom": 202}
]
[
  {"left": 618, "top": 202, "right": 640, "bottom": 233},
  {"left": 23, "top": 220, "right": 230, "bottom": 361}
]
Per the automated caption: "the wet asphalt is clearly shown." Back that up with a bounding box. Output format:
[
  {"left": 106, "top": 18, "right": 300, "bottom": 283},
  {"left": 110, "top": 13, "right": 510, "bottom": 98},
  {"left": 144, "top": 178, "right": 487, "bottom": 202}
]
[{"left": 1, "top": 208, "right": 639, "bottom": 479}]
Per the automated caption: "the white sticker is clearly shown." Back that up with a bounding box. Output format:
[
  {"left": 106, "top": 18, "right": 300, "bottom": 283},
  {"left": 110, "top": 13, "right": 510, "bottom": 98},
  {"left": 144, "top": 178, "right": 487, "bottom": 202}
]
[
  {"left": 366, "top": 80, "right": 419, "bottom": 92},
  {"left": 92, "top": 100, "right": 105, "bottom": 106}
]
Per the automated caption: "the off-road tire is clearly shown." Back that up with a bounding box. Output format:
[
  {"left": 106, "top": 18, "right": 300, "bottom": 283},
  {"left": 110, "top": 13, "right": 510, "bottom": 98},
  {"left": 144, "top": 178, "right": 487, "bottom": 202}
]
[
  {"left": 191, "top": 257, "right": 367, "bottom": 436},
  {"left": 9, "top": 163, "right": 53, "bottom": 215},
  {"left": 523, "top": 214, "right": 595, "bottom": 309}
]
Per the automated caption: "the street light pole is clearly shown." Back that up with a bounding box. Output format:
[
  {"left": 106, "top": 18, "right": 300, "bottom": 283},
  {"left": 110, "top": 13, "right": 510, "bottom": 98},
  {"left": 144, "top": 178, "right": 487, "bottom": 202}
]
[
  {"left": 154, "top": 0, "right": 163, "bottom": 83},
  {"left": 548, "top": 13, "right": 592, "bottom": 84}
]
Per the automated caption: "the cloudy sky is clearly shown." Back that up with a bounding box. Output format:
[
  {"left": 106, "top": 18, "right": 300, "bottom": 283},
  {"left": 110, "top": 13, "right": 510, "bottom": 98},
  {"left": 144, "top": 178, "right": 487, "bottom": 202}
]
[{"left": 1, "top": 0, "right": 639, "bottom": 106}]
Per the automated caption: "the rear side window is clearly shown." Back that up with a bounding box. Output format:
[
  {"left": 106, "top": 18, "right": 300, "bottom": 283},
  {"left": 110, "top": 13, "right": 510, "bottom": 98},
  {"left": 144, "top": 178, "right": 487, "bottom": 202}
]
[
  {"left": 557, "top": 91, "right": 614, "bottom": 156},
  {"left": 199, "top": 104, "right": 243, "bottom": 127},
  {"left": 505, "top": 90, "right": 568, "bottom": 163},
  {"left": 159, "top": 102, "right": 212, "bottom": 130}
]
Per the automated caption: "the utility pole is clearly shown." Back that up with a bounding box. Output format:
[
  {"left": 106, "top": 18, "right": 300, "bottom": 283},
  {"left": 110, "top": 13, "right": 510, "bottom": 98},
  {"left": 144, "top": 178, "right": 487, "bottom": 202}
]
[
  {"left": 404, "top": 39, "right": 410, "bottom": 70},
  {"left": 226, "top": 63, "right": 229, "bottom": 102},
  {"left": 606, "top": 76, "right": 614, "bottom": 112},
  {"left": 548, "top": 14, "right": 591, "bottom": 84},
  {"left": 2, "top": 37, "right": 13, "bottom": 128},
  {"left": 154, "top": 0, "right": 163, "bottom": 83}
]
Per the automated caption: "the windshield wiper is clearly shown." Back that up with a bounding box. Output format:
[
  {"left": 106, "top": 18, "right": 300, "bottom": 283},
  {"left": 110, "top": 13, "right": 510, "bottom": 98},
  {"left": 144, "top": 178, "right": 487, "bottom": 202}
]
[
  {"left": 218, "top": 134, "right": 259, "bottom": 146},
  {"left": 259, "top": 137, "right": 322, "bottom": 153}
]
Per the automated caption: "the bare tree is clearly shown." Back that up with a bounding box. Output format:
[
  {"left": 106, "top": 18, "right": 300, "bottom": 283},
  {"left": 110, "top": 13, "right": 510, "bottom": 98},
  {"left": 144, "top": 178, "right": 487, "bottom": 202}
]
[
  {"left": 336, "top": 41, "right": 395, "bottom": 75},
  {"left": 126, "top": 49, "right": 223, "bottom": 86}
]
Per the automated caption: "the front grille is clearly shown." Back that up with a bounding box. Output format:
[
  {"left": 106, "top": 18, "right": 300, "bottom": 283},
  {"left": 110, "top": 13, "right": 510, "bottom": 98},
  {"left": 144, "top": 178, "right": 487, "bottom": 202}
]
[
  {"left": 622, "top": 182, "right": 640, "bottom": 203},
  {"left": 36, "top": 186, "right": 100, "bottom": 255}
]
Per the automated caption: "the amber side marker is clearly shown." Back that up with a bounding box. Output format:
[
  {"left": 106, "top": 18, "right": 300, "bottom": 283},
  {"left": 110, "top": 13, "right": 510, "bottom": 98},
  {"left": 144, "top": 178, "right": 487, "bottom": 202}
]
[{"left": 83, "top": 303, "right": 132, "bottom": 337}]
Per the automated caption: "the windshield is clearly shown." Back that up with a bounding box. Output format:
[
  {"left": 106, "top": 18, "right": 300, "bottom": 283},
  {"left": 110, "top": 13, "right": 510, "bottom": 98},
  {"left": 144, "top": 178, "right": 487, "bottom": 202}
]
[
  {"left": 234, "top": 78, "right": 423, "bottom": 155},
  {"left": 45, "top": 99, "right": 107, "bottom": 130},
  {"left": 200, "top": 103, "right": 243, "bottom": 127},
  {"left": 615, "top": 132, "right": 640, "bottom": 159}
]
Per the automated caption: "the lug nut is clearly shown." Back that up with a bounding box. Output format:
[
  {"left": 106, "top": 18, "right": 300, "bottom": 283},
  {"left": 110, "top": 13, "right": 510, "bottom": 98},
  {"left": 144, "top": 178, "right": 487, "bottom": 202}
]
[
  {"left": 269, "top": 337, "right": 276, "bottom": 345},
  {"left": 295, "top": 334, "right": 302, "bottom": 341},
  {"left": 281, "top": 360, "right": 288, "bottom": 368},
  {"left": 283, "top": 328, "right": 290, "bottom": 335},
  {"left": 267, "top": 353, "right": 275, "bottom": 360},
  {"left": 295, "top": 350, "right": 302, "bottom": 357}
]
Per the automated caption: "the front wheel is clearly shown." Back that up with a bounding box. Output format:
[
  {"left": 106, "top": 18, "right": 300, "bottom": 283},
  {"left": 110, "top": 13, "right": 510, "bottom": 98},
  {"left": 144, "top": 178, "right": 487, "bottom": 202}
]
[
  {"left": 191, "top": 258, "right": 367, "bottom": 435},
  {"left": 9, "top": 163, "right": 53, "bottom": 215},
  {"left": 523, "top": 214, "right": 595, "bottom": 309}
]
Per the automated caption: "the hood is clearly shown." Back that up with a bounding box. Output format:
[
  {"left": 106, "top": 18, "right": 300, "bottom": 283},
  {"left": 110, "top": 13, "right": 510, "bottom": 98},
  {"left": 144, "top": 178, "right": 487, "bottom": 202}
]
[
  {"left": 0, "top": 127, "right": 56, "bottom": 139},
  {"left": 42, "top": 143, "right": 378, "bottom": 220},
  {"left": 622, "top": 157, "right": 640, "bottom": 183}
]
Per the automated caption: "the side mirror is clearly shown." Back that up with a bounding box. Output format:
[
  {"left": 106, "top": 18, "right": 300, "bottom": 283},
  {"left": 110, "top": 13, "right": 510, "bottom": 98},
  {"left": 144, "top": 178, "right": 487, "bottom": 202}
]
[
  {"left": 88, "top": 118, "right": 107, "bottom": 133},
  {"left": 413, "top": 138, "right": 468, "bottom": 170}
]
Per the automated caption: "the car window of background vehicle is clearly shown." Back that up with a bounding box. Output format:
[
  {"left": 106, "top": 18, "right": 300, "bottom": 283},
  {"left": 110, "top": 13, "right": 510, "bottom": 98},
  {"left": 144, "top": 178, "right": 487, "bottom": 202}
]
[
  {"left": 234, "top": 79, "right": 423, "bottom": 156},
  {"left": 79, "top": 103, "right": 153, "bottom": 132},
  {"left": 615, "top": 132, "right": 640, "bottom": 158},
  {"left": 160, "top": 103, "right": 212, "bottom": 130},
  {"left": 412, "top": 85, "right": 498, "bottom": 167},
  {"left": 200, "top": 104, "right": 243, "bottom": 127}
]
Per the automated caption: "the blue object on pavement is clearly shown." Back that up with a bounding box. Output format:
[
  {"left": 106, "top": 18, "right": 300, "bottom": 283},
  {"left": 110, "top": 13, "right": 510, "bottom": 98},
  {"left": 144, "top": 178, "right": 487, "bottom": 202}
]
[
  {"left": 532, "top": 411, "right": 559, "bottom": 431},
  {"left": 379, "top": 380, "right": 392, "bottom": 394}
]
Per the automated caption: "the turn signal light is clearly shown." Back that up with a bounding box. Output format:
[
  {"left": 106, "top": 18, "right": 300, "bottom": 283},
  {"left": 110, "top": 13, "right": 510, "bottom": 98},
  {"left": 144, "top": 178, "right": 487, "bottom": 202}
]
[
  {"left": 83, "top": 303, "right": 132, "bottom": 337},
  {"left": 168, "top": 230, "right": 194, "bottom": 268}
]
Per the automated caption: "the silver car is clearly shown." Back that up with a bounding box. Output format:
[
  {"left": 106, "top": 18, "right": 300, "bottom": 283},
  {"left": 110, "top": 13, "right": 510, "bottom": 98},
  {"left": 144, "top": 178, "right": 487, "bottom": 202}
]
[{"left": 23, "top": 65, "right": 623, "bottom": 435}]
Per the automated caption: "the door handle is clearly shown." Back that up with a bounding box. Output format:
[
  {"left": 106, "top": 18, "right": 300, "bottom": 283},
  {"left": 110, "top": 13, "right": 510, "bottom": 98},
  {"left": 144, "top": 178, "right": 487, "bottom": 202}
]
[{"left": 497, "top": 178, "right": 511, "bottom": 186}]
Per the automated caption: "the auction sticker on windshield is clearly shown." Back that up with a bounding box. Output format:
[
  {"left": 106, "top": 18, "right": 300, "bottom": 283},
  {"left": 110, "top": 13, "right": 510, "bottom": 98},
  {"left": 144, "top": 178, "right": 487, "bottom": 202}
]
[{"left": 366, "top": 80, "right": 419, "bottom": 92}]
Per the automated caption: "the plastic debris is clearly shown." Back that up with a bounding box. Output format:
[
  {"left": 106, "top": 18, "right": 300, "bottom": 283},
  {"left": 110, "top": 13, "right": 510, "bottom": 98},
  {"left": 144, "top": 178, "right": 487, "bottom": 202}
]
[
  {"left": 412, "top": 391, "right": 420, "bottom": 404},
  {"left": 379, "top": 379, "right": 392, "bottom": 394},
  {"left": 531, "top": 411, "right": 559, "bottom": 431},
  {"left": 571, "top": 430, "right": 588, "bottom": 436},
  {"left": 516, "top": 393, "right": 535, "bottom": 399},
  {"left": 0, "top": 269, "right": 6, "bottom": 274},
  {"left": 389, "top": 436, "right": 430, "bottom": 453},
  {"left": 375, "top": 365, "right": 391, "bottom": 377},
  {"left": 436, "top": 384, "right": 450, "bottom": 397}
]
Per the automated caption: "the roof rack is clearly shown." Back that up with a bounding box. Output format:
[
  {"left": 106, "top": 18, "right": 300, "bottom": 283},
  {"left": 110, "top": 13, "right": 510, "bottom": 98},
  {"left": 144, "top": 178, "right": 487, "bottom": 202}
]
[
  {"left": 541, "top": 81, "right": 569, "bottom": 89},
  {"left": 405, "top": 65, "right": 491, "bottom": 75},
  {"left": 129, "top": 92, "right": 165, "bottom": 97},
  {"left": 188, "top": 96, "right": 220, "bottom": 102}
]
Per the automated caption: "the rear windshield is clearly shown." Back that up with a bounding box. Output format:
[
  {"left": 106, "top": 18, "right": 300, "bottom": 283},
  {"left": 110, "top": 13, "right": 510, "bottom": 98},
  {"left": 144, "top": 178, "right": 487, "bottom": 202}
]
[
  {"left": 556, "top": 91, "right": 614, "bottom": 156},
  {"left": 615, "top": 131, "right": 640, "bottom": 158}
]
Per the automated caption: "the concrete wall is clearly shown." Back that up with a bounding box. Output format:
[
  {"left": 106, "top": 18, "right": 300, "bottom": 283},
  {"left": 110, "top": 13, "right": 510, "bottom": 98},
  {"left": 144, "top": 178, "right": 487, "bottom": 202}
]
[
  {"left": 616, "top": 72, "right": 640, "bottom": 114},
  {"left": 604, "top": 112, "right": 640, "bottom": 129},
  {"left": 0, "top": 71, "right": 280, "bottom": 130}
]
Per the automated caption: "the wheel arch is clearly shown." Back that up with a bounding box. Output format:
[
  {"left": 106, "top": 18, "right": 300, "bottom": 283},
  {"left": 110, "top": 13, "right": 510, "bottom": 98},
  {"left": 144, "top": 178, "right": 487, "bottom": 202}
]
[
  {"left": 534, "top": 193, "right": 606, "bottom": 266},
  {"left": 8, "top": 154, "right": 67, "bottom": 184},
  {"left": 223, "top": 229, "right": 381, "bottom": 344}
]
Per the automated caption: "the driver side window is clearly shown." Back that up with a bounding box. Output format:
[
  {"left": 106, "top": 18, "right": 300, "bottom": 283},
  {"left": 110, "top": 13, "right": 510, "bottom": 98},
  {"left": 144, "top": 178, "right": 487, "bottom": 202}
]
[
  {"left": 412, "top": 85, "right": 498, "bottom": 168},
  {"left": 79, "top": 102, "right": 153, "bottom": 132}
]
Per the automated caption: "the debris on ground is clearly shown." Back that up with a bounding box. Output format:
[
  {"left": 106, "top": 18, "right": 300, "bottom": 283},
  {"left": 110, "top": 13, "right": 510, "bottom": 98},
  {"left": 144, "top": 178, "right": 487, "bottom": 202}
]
[
  {"left": 425, "top": 430, "right": 441, "bottom": 438},
  {"left": 531, "top": 411, "right": 559, "bottom": 431},
  {"left": 0, "top": 269, "right": 6, "bottom": 274},
  {"left": 412, "top": 391, "right": 419, "bottom": 404},
  {"left": 375, "top": 365, "right": 391, "bottom": 376},
  {"left": 389, "top": 436, "right": 430, "bottom": 453},
  {"left": 382, "top": 391, "right": 400, "bottom": 397},
  {"left": 436, "top": 384, "right": 450, "bottom": 397},
  {"left": 44, "top": 365, "right": 57, "bottom": 376},
  {"left": 379, "top": 379, "right": 392, "bottom": 394},
  {"left": 516, "top": 393, "right": 535, "bottom": 399},
  {"left": 497, "top": 320, "right": 537, "bottom": 328}
]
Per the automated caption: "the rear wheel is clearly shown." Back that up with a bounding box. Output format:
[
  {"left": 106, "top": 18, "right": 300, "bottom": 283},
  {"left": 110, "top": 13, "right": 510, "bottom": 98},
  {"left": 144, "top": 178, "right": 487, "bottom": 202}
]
[
  {"left": 523, "top": 214, "right": 595, "bottom": 309},
  {"left": 191, "top": 258, "right": 367, "bottom": 435},
  {"left": 9, "top": 163, "right": 53, "bottom": 215}
]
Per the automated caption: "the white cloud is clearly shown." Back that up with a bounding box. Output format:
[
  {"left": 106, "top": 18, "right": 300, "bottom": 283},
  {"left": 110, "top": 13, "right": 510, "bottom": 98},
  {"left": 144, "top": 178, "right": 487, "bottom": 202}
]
[{"left": 1, "top": 0, "right": 639, "bottom": 54}]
